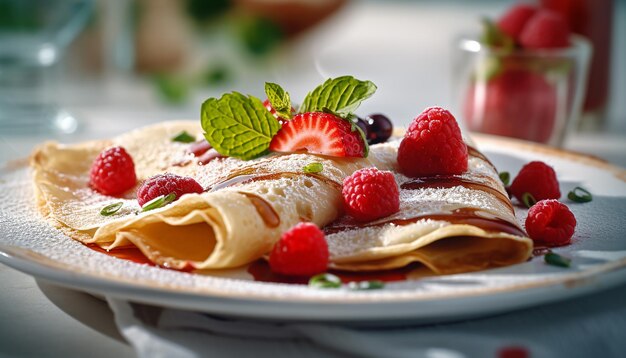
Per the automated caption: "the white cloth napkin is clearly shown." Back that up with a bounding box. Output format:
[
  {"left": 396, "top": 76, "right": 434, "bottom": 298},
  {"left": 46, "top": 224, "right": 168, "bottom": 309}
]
[
  {"left": 106, "top": 302, "right": 552, "bottom": 358},
  {"left": 107, "top": 283, "right": 626, "bottom": 358}
]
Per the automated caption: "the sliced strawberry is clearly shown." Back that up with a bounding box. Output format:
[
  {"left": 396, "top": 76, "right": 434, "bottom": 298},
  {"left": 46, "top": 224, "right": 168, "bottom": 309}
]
[{"left": 269, "top": 112, "right": 366, "bottom": 157}]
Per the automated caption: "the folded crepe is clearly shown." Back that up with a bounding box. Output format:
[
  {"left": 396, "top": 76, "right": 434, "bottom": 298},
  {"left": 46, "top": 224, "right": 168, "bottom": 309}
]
[
  {"left": 31, "top": 121, "right": 397, "bottom": 269},
  {"left": 325, "top": 147, "right": 532, "bottom": 274},
  {"left": 32, "top": 120, "right": 532, "bottom": 274}
]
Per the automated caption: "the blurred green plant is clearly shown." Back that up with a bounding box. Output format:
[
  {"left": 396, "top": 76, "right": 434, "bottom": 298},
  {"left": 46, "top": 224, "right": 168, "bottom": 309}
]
[
  {"left": 152, "top": 63, "right": 232, "bottom": 105},
  {"left": 186, "top": 0, "right": 231, "bottom": 23},
  {"left": 150, "top": 0, "right": 285, "bottom": 105},
  {"left": 152, "top": 74, "right": 190, "bottom": 105},
  {"left": 235, "top": 16, "right": 284, "bottom": 56},
  {"left": 0, "top": 1, "right": 39, "bottom": 30},
  {"left": 203, "top": 64, "right": 230, "bottom": 86}
]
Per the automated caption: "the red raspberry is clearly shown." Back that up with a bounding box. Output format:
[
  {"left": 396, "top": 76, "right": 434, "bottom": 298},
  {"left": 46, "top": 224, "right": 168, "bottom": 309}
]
[
  {"left": 497, "top": 4, "right": 538, "bottom": 42},
  {"left": 342, "top": 168, "right": 400, "bottom": 222},
  {"left": 269, "top": 222, "right": 329, "bottom": 276},
  {"left": 137, "top": 173, "right": 203, "bottom": 207},
  {"left": 90, "top": 146, "right": 137, "bottom": 196},
  {"left": 510, "top": 161, "right": 561, "bottom": 203},
  {"left": 519, "top": 10, "right": 570, "bottom": 49},
  {"left": 397, "top": 107, "right": 468, "bottom": 177},
  {"left": 525, "top": 199, "right": 576, "bottom": 246}
]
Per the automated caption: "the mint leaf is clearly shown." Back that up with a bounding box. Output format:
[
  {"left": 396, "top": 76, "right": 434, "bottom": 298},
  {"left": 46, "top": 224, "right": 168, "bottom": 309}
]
[
  {"left": 201, "top": 92, "right": 281, "bottom": 160},
  {"left": 300, "top": 76, "right": 377, "bottom": 117},
  {"left": 264, "top": 82, "right": 292, "bottom": 119}
]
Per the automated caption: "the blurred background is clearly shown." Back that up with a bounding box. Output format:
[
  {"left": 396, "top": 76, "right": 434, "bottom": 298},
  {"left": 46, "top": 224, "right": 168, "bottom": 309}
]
[{"left": 0, "top": 0, "right": 624, "bottom": 165}]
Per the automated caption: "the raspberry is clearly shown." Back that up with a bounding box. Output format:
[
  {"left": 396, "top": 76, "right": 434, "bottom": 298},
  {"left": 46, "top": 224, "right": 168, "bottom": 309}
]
[
  {"left": 269, "top": 222, "right": 329, "bottom": 276},
  {"left": 519, "top": 10, "right": 570, "bottom": 49},
  {"left": 510, "top": 161, "right": 560, "bottom": 203},
  {"left": 137, "top": 173, "right": 203, "bottom": 207},
  {"left": 342, "top": 168, "right": 400, "bottom": 222},
  {"left": 525, "top": 199, "right": 576, "bottom": 246},
  {"left": 497, "top": 4, "right": 538, "bottom": 42},
  {"left": 397, "top": 107, "right": 468, "bottom": 177},
  {"left": 89, "top": 146, "right": 137, "bottom": 196}
]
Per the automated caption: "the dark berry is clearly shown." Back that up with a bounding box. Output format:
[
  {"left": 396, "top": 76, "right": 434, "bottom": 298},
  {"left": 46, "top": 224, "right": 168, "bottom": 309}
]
[
  {"left": 355, "top": 117, "right": 369, "bottom": 137},
  {"left": 365, "top": 113, "right": 393, "bottom": 144}
]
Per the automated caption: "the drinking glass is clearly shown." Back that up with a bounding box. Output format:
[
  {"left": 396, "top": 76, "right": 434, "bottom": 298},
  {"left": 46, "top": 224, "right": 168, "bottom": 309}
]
[
  {"left": 0, "top": 0, "right": 92, "bottom": 134},
  {"left": 452, "top": 35, "right": 591, "bottom": 147}
]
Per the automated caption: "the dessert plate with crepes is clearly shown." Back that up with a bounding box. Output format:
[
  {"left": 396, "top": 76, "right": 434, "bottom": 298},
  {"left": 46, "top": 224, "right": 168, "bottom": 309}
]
[{"left": 1, "top": 77, "right": 625, "bottom": 324}]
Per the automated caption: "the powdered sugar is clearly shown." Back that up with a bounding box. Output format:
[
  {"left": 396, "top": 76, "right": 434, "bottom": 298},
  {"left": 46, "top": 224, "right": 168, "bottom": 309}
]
[{"left": 1, "top": 140, "right": 626, "bottom": 310}]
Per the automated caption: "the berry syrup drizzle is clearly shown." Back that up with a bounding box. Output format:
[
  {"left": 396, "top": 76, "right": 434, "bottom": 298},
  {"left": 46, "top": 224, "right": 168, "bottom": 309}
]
[
  {"left": 89, "top": 141, "right": 536, "bottom": 283},
  {"left": 174, "top": 140, "right": 226, "bottom": 167},
  {"left": 87, "top": 244, "right": 154, "bottom": 266},
  {"left": 247, "top": 260, "right": 414, "bottom": 284}
]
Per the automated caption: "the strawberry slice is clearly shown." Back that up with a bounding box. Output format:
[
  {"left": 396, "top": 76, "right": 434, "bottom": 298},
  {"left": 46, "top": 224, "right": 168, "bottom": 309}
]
[{"left": 269, "top": 112, "right": 366, "bottom": 157}]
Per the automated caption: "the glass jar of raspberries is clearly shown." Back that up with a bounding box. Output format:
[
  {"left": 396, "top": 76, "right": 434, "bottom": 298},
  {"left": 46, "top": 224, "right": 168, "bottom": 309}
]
[{"left": 452, "top": 4, "right": 592, "bottom": 147}]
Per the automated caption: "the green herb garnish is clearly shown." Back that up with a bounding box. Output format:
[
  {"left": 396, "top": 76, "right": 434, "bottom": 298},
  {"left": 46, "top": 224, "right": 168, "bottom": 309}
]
[
  {"left": 200, "top": 76, "right": 377, "bottom": 161},
  {"left": 201, "top": 92, "right": 281, "bottom": 160},
  {"left": 141, "top": 193, "right": 176, "bottom": 212},
  {"left": 499, "top": 171, "right": 510, "bottom": 186},
  {"left": 172, "top": 131, "right": 196, "bottom": 143},
  {"left": 545, "top": 252, "right": 571, "bottom": 268},
  {"left": 308, "top": 273, "right": 342, "bottom": 289},
  {"left": 264, "top": 82, "right": 292, "bottom": 119},
  {"left": 303, "top": 162, "right": 324, "bottom": 174},
  {"left": 300, "top": 76, "right": 377, "bottom": 117},
  {"left": 521, "top": 192, "right": 537, "bottom": 208},
  {"left": 348, "top": 280, "right": 385, "bottom": 290},
  {"left": 568, "top": 186, "right": 592, "bottom": 203},
  {"left": 100, "top": 202, "right": 123, "bottom": 216}
]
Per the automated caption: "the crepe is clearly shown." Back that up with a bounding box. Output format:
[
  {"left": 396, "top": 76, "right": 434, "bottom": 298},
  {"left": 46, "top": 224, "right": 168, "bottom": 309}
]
[
  {"left": 325, "top": 146, "right": 532, "bottom": 274},
  {"left": 31, "top": 121, "right": 397, "bottom": 269},
  {"left": 32, "top": 120, "right": 532, "bottom": 274}
]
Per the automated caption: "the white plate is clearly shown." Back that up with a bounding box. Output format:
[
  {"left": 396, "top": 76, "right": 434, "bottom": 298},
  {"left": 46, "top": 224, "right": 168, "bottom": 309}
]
[{"left": 1, "top": 135, "right": 625, "bottom": 324}]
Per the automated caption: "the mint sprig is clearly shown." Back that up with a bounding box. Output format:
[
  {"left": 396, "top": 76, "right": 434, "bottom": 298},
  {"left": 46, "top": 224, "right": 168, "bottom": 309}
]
[
  {"left": 300, "top": 76, "right": 376, "bottom": 117},
  {"left": 264, "top": 82, "right": 292, "bottom": 119},
  {"left": 201, "top": 92, "right": 281, "bottom": 160}
]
